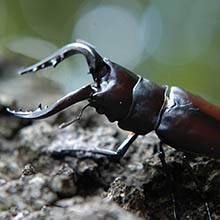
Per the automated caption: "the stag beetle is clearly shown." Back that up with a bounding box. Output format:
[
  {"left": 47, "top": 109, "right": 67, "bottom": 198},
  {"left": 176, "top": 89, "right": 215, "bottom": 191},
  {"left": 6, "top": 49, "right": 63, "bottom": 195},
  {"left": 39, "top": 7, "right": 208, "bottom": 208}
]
[{"left": 7, "top": 40, "right": 220, "bottom": 219}]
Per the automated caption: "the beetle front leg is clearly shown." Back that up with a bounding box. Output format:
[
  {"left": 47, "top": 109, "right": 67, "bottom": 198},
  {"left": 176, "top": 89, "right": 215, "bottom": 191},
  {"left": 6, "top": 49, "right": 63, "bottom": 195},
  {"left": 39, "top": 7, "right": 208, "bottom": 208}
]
[{"left": 52, "top": 132, "right": 138, "bottom": 160}]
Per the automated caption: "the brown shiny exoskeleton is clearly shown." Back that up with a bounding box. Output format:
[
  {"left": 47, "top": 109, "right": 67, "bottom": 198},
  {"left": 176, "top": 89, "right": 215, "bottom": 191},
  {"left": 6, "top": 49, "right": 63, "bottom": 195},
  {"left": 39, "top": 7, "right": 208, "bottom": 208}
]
[{"left": 7, "top": 40, "right": 220, "bottom": 220}]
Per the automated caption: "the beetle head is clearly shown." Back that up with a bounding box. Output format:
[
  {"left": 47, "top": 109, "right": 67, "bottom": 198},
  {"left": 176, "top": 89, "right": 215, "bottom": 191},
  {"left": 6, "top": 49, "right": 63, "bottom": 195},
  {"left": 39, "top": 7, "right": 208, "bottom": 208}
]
[{"left": 7, "top": 40, "right": 139, "bottom": 124}]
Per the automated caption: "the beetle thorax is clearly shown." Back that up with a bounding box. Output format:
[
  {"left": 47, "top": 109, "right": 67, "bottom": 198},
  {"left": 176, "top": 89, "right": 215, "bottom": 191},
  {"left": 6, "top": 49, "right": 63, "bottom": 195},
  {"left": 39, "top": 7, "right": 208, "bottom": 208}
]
[{"left": 118, "top": 77, "right": 168, "bottom": 135}]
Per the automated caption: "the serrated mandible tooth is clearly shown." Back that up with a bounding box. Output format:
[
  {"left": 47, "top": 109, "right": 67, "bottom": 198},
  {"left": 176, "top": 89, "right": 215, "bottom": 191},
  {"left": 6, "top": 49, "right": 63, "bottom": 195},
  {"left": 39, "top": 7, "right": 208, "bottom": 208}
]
[
  {"left": 32, "top": 67, "right": 38, "bottom": 72},
  {"left": 50, "top": 59, "right": 57, "bottom": 67},
  {"left": 38, "top": 103, "right": 42, "bottom": 109},
  {"left": 60, "top": 54, "right": 64, "bottom": 60}
]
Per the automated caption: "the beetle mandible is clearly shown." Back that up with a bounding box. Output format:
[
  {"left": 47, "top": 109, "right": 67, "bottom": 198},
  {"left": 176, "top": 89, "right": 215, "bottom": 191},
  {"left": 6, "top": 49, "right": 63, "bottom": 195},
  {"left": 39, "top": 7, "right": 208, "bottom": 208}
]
[{"left": 7, "top": 40, "right": 220, "bottom": 219}]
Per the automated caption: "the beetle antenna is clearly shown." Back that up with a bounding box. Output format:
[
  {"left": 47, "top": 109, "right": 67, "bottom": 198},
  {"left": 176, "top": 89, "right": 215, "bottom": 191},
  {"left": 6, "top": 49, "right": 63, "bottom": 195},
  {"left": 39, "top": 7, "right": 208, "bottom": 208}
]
[{"left": 59, "top": 103, "right": 90, "bottom": 129}]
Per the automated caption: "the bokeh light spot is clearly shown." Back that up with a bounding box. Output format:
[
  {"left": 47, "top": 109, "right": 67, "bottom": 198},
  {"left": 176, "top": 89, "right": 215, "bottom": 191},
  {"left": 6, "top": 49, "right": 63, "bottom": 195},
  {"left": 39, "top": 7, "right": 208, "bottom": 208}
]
[{"left": 72, "top": 2, "right": 145, "bottom": 69}]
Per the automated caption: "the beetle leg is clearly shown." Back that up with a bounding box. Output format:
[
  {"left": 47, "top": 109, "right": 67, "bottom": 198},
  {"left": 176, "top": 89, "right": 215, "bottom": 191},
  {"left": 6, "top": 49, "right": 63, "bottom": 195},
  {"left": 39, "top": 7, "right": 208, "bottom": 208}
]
[
  {"left": 156, "top": 141, "right": 178, "bottom": 220},
  {"left": 182, "top": 155, "right": 212, "bottom": 220},
  {"left": 52, "top": 132, "right": 138, "bottom": 160}
]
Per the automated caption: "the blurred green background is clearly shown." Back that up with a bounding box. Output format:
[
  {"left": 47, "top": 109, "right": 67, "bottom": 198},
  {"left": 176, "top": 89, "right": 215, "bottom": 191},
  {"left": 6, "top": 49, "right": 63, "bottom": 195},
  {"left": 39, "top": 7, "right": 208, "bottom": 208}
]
[{"left": 0, "top": 0, "right": 219, "bottom": 106}]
